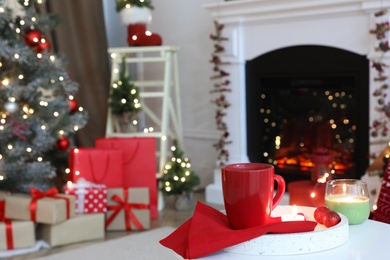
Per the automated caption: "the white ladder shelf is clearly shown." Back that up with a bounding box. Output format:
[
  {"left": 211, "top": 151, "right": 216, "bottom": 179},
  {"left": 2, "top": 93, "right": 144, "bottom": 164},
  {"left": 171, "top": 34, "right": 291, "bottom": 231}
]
[{"left": 105, "top": 46, "right": 183, "bottom": 177}]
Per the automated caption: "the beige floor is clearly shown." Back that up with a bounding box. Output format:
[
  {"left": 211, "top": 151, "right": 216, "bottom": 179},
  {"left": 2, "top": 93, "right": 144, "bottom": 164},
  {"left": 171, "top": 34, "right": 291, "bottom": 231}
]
[{"left": 4, "top": 191, "right": 223, "bottom": 260}]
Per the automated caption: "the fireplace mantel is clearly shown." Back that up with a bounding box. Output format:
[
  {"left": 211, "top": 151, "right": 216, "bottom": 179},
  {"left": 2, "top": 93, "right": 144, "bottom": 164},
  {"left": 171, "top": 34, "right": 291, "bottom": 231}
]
[
  {"left": 204, "top": 0, "right": 390, "bottom": 205},
  {"left": 204, "top": 0, "right": 382, "bottom": 24}
]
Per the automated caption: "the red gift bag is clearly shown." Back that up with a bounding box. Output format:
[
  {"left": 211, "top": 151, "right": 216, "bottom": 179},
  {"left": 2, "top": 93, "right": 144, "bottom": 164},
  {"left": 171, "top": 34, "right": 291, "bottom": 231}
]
[
  {"left": 68, "top": 148, "right": 123, "bottom": 188},
  {"left": 95, "top": 137, "right": 158, "bottom": 219}
]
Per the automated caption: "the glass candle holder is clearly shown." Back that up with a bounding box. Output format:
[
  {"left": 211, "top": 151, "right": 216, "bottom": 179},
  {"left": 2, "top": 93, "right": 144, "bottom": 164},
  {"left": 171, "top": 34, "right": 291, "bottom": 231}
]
[{"left": 325, "top": 179, "right": 370, "bottom": 225}]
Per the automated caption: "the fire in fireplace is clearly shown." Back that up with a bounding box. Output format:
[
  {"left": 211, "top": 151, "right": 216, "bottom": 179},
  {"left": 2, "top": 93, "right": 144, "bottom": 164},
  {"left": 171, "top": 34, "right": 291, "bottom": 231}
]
[{"left": 246, "top": 45, "right": 369, "bottom": 184}]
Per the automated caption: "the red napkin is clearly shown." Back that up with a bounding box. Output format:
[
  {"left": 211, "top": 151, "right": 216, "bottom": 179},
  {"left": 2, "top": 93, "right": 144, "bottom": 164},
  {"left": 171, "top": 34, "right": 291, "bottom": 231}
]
[{"left": 160, "top": 202, "right": 317, "bottom": 259}]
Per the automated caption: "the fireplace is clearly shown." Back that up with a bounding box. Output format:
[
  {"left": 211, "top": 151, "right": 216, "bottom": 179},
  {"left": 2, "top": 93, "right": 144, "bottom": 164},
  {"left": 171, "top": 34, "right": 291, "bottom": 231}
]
[
  {"left": 203, "top": 0, "right": 389, "bottom": 205},
  {"left": 246, "top": 45, "right": 369, "bottom": 184}
]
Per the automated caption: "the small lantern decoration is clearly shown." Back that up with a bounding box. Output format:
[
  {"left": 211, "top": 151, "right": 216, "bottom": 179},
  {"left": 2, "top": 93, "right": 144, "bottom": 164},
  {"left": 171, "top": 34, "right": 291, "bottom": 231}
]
[{"left": 311, "top": 147, "right": 333, "bottom": 183}]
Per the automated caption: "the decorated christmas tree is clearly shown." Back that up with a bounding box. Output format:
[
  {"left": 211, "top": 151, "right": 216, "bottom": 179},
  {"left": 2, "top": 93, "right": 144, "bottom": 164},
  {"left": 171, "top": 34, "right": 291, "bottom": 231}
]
[
  {"left": 0, "top": 1, "right": 87, "bottom": 193},
  {"left": 161, "top": 140, "right": 200, "bottom": 196},
  {"left": 109, "top": 58, "right": 142, "bottom": 133}
]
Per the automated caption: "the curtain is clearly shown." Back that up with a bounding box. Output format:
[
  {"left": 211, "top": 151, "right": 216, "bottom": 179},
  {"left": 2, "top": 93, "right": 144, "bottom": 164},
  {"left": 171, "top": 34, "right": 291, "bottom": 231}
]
[{"left": 46, "top": 0, "right": 110, "bottom": 147}]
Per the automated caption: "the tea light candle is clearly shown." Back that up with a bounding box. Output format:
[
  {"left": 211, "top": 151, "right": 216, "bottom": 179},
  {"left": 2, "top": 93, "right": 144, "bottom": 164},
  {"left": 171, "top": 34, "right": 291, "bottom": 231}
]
[{"left": 281, "top": 205, "right": 306, "bottom": 221}]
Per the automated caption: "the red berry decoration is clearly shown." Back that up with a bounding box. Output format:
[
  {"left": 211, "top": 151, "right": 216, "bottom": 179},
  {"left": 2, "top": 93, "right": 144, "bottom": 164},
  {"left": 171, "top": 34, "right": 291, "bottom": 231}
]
[
  {"left": 24, "top": 30, "right": 42, "bottom": 47},
  {"left": 323, "top": 211, "right": 341, "bottom": 228},
  {"left": 314, "top": 206, "right": 341, "bottom": 227},
  {"left": 314, "top": 206, "right": 331, "bottom": 224},
  {"left": 68, "top": 99, "right": 79, "bottom": 114},
  {"left": 56, "top": 136, "right": 70, "bottom": 151}
]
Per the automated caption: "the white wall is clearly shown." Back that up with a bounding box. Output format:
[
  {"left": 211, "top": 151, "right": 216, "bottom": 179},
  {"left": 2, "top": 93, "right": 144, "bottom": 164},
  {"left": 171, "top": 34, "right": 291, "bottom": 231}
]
[{"left": 102, "top": 0, "right": 222, "bottom": 187}]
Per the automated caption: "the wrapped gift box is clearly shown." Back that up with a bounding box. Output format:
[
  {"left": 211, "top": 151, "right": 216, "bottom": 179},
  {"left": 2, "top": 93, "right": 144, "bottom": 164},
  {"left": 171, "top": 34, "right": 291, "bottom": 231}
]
[
  {"left": 5, "top": 191, "right": 75, "bottom": 224},
  {"left": 106, "top": 188, "right": 150, "bottom": 231},
  {"left": 95, "top": 137, "right": 158, "bottom": 219},
  {"left": 36, "top": 213, "right": 105, "bottom": 247},
  {"left": 68, "top": 148, "right": 124, "bottom": 188},
  {"left": 64, "top": 179, "right": 107, "bottom": 214},
  {"left": 0, "top": 220, "right": 35, "bottom": 250}
]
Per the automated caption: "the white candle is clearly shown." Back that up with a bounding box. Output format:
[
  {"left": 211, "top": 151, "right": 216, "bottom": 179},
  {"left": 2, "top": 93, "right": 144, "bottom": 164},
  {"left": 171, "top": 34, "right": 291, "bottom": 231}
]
[{"left": 281, "top": 205, "right": 306, "bottom": 221}]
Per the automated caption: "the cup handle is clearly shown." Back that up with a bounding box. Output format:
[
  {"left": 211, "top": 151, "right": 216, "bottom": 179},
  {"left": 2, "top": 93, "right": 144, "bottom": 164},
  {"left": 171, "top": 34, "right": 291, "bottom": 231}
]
[{"left": 272, "top": 174, "right": 286, "bottom": 210}]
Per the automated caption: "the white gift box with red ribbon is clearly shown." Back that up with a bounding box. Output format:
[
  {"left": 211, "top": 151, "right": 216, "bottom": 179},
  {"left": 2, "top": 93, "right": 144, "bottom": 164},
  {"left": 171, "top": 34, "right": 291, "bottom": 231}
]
[{"left": 64, "top": 178, "right": 107, "bottom": 214}]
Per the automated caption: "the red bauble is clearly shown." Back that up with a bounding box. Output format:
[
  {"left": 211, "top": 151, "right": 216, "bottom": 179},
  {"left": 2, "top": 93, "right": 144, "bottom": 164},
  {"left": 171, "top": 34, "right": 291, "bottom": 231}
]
[
  {"left": 68, "top": 99, "right": 79, "bottom": 114},
  {"left": 34, "top": 39, "right": 51, "bottom": 53},
  {"left": 24, "top": 30, "right": 42, "bottom": 47},
  {"left": 56, "top": 136, "right": 70, "bottom": 151}
]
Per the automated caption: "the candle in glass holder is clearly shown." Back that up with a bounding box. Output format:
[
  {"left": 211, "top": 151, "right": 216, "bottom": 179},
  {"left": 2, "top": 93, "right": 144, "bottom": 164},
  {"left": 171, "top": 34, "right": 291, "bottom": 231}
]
[{"left": 325, "top": 179, "right": 370, "bottom": 225}]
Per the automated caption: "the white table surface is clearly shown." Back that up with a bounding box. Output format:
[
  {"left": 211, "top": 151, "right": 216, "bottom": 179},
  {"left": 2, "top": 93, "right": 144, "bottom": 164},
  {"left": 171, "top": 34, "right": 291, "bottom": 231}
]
[{"left": 198, "top": 219, "right": 390, "bottom": 260}]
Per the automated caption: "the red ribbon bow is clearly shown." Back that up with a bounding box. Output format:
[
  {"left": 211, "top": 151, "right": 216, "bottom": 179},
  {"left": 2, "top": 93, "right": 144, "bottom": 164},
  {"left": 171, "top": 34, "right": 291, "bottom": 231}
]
[
  {"left": 29, "top": 187, "right": 71, "bottom": 222},
  {"left": 1, "top": 201, "right": 14, "bottom": 250},
  {"left": 105, "top": 189, "right": 149, "bottom": 230},
  {"left": 0, "top": 201, "right": 5, "bottom": 221}
]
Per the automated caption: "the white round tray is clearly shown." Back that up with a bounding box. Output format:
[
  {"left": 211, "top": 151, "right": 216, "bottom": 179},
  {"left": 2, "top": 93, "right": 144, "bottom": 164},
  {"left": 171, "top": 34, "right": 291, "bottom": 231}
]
[{"left": 223, "top": 205, "right": 349, "bottom": 256}]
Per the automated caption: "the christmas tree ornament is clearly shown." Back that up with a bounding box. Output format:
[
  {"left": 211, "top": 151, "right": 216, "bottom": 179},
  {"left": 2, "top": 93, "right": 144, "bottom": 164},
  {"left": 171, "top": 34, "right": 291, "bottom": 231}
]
[
  {"left": 24, "top": 29, "right": 42, "bottom": 47},
  {"left": 56, "top": 136, "right": 70, "bottom": 151},
  {"left": 68, "top": 99, "right": 79, "bottom": 114},
  {"left": 116, "top": 3, "right": 162, "bottom": 46},
  {"left": 3, "top": 0, "right": 25, "bottom": 19},
  {"left": 37, "top": 86, "right": 56, "bottom": 101},
  {"left": 34, "top": 38, "right": 51, "bottom": 53},
  {"left": 11, "top": 119, "right": 31, "bottom": 140},
  {"left": 4, "top": 101, "right": 18, "bottom": 113}
]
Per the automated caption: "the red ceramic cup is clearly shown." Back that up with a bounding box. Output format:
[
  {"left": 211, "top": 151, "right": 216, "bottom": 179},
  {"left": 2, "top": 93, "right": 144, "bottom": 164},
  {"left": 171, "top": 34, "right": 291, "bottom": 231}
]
[{"left": 222, "top": 163, "right": 286, "bottom": 229}]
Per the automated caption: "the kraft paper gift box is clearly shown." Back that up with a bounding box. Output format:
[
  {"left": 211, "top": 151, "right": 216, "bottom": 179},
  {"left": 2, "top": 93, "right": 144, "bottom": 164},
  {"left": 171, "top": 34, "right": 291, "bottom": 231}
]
[
  {"left": 0, "top": 220, "right": 35, "bottom": 251},
  {"left": 95, "top": 137, "right": 158, "bottom": 219},
  {"left": 5, "top": 188, "right": 76, "bottom": 224},
  {"left": 105, "top": 188, "right": 150, "bottom": 231},
  {"left": 64, "top": 178, "right": 107, "bottom": 214},
  {"left": 68, "top": 148, "right": 124, "bottom": 188},
  {"left": 1, "top": 200, "right": 35, "bottom": 251},
  {"left": 36, "top": 213, "right": 105, "bottom": 247}
]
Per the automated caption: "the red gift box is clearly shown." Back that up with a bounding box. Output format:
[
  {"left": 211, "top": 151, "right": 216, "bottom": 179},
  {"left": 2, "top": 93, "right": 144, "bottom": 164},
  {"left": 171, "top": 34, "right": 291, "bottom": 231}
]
[
  {"left": 64, "top": 178, "right": 108, "bottom": 214},
  {"left": 95, "top": 137, "right": 158, "bottom": 219},
  {"left": 68, "top": 148, "right": 123, "bottom": 188}
]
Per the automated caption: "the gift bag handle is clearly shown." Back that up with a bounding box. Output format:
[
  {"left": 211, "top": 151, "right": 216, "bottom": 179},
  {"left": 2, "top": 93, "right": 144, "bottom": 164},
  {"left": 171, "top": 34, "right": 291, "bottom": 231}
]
[
  {"left": 88, "top": 153, "right": 110, "bottom": 183},
  {"left": 108, "top": 139, "right": 140, "bottom": 165}
]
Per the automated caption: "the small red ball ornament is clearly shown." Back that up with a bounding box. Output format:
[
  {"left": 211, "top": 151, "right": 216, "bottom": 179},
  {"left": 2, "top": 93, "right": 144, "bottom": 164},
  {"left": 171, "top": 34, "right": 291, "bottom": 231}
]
[
  {"left": 68, "top": 99, "right": 79, "bottom": 114},
  {"left": 56, "top": 136, "right": 70, "bottom": 151},
  {"left": 34, "top": 39, "right": 51, "bottom": 53},
  {"left": 24, "top": 30, "right": 42, "bottom": 47}
]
